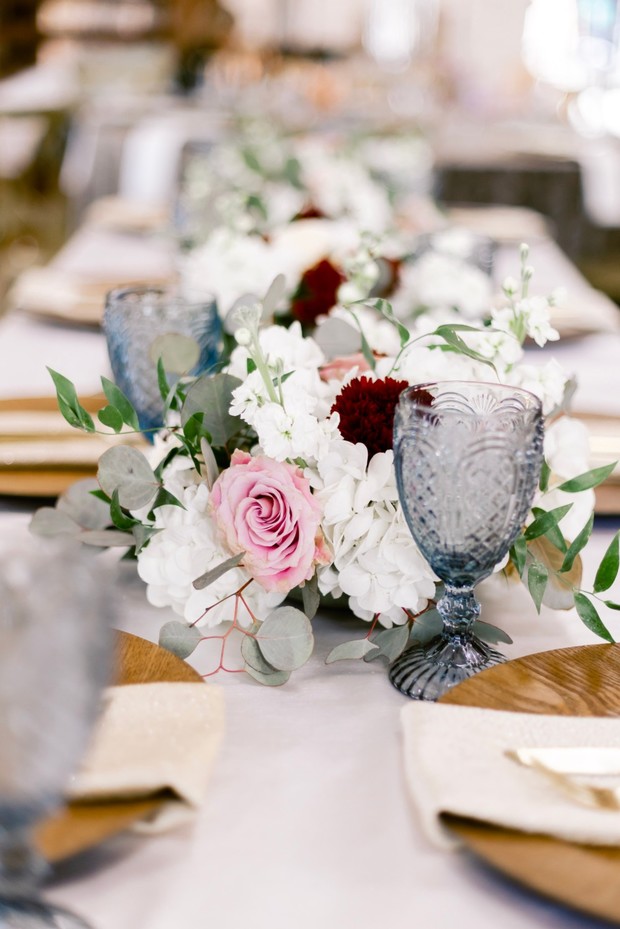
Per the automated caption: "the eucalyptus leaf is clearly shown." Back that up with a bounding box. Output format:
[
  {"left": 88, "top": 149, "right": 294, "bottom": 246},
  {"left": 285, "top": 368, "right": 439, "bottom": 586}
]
[
  {"left": 159, "top": 620, "right": 202, "bottom": 659},
  {"left": 149, "top": 333, "right": 200, "bottom": 375},
  {"left": 101, "top": 376, "right": 140, "bottom": 431},
  {"left": 527, "top": 536, "right": 581, "bottom": 610},
  {"left": 527, "top": 561, "right": 548, "bottom": 613},
  {"left": 326, "top": 639, "right": 379, "bottom": 664},
  {"left": 531, "top": 505, "right": 567, "bottom": 553},
  {"left": 193, "top": 553, "right": 244, "bottom": 590},
  {"left": 574, "top": 592, "right": 614, "bottom": 642},
  {"left": 510, "top": 535, "right": 527, "bottom": 578},
  {"left": 524, "top": 504, "right": 573, "bottom": 542},
  {"left": 313, "top": 317, "right": 361, "bottom": 359},
  {"left": 432, "top": 327, "right": 497, "bottom": 372},
  {"left": 181, "top": 373, "right": 243, "bottom": 447},
  {"left": 98, "top": 446, "right": 159, "bottom": 510},
  {"left": 110, "top": 489, "right": 138, "bottom": 531},
  {"left": 539, "top": 459, "right": 551, "bottom": 493},
  {"left": 244, "top": 663, "right": 291, "bottom": 686},
  {"left": 29, "top": 507, "right": 80, "bottom": 538},
  {"left": 57, "top": 478, "right": 111, "bottom": 530},
  {"left": 561, "top": 513, "right": 594, "bottom": 573},
  {"left": 98, "top": 406, "right": 123, "bottom": 433},
  {"left": 364, "top": 624, "right": 410, "bottom": 662},
  {"left": 593, "top": 531, "right": 620, "bottom": 594},
  {"left": 80, "top": 529, "right": 134, "bottom": 547},
  {"left": 604, "top": 600, "right": 620, "bottom": 611},
  {"left": 47, "top": 367, "right": 95, "bottom": 432},
  {"left": 409, "top": 608, "right": 444, "bottom": 644},
  {"left": 472, "top": 621, "right": 513, "bottom": 645},
  {"left": 241, "top": 633, "right": 281, "bottom": 675},
  {"left": 556, "top": 462, "right": 617, "bottom": 493},
  {"left": 132, "top": 524, "right": 158, "bottom": 553},
  {"left": 300, "top": 575, "right": 321, "bottom": 620},
  {"left": 200, "top": 438, "right": 220, "bottom": 490},
  {"left": 157, "top": 357, "right": 169, "bottom": 402},
  {"left": 256, "top": 607, "right": 314, "bottom": 671},
  {"left": 262, "top": 274, "right": 287, "bottom": 319}
]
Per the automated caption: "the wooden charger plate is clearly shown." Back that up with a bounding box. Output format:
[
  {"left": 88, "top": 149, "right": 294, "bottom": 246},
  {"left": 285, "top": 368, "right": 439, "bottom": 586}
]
[
  {"left": 0, "top": 394, "right": 111, "bottom": 498},
  {"left": 34, "top": 631, "right": 202, "bottom": 863},
  {"left": 439, "top": 643, "right": 620, "bottom": 924}
]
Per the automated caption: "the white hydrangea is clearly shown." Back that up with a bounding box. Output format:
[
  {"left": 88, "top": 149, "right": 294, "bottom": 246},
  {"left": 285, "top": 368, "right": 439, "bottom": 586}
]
[
  {"left": 394, "top": 252, "right": 493, "bottom": 320},
  {"left": 311, "top": 439, "right": 436, "bottom": 625},
  {"left": 178, "top": 228, "right": 294, "bottom": 315},
  {"left": 136, "top": 482, "right": 284, "bottom": 627}
]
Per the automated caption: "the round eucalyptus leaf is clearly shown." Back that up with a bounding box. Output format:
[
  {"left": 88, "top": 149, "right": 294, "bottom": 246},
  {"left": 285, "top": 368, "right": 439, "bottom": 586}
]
[
  {"left": 244, "top": 663, "right": 291, "bottom": 687},
  {"left": 149, "top": 333, "right": 200, "bottom": 375},
  {"left": 159, "top": 620, "right": 202, "bottom": 659},
  {"left": 98, "top": 446, "right": 158, "bottom": 510},
  {"left": 256, "top": 607, "right": 314, "bottom": 671},
  {"left": 29, "top": 507, "right": 80, "bottom": 538},
  {"left": 80, "top": 529, "right": 134, "bottom": 547},
  {"left": 326, "top": 639, "right": 379, "bottom": 664},
  {"left": 57, "top": 478, "right": 111, "bottom": 530},
  {"left": 241, "top": 633, "right": 279, "bottom": 675}
]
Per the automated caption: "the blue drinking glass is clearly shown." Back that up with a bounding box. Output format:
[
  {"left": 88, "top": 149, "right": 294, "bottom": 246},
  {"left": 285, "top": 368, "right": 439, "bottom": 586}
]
[
  {"left": 104, "top": 285, "right": 221, "bottom": 433},
  {"left": 390, "top": 381, "right": 544, "bottom": 700}
]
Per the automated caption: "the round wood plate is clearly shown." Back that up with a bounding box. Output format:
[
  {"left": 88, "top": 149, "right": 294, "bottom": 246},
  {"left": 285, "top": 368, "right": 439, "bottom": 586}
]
[
  {"left": 439, "top": 643, "right": 620, "bottom": 924},
  {"left": 0, "top": 394, "right": 104, "bottom": 498},
  {"left": 33, "top": 631, "right": 202, "bottom": 863}
]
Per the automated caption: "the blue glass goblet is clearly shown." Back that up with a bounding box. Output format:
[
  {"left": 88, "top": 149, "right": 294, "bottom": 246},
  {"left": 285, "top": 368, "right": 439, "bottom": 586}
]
[
  {"left": 104, "top": 285, "right": 221, "bottom": 434},
  {"left": 390, "top": 381, "right": 544, "bottom": 700}
]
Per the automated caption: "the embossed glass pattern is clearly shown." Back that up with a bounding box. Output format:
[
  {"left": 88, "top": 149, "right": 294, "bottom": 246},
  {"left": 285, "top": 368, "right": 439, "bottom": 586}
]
[
  {"left": 104, "top": 285, "right": 221, "bottom": 432},
  {"left": 390, "top": 381, "right": 544, "bottom": 700}
]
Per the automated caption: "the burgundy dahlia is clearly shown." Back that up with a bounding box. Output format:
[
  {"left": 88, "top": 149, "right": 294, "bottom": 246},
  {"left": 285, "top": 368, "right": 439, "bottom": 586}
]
[
  {"left": 290, "top": 258, "right": 345, "bottom": 327},
  {"left": 331, "top": 375, "right": 409, "bottom": 458}
]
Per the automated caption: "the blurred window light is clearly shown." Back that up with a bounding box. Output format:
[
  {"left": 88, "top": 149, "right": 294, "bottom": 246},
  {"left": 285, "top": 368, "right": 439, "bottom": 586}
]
[
  {"left": 522, "top": 0, "right": 620, "bottom": 90},
  {"left": 363, "top": 0, "right": 438, "bottom": 72}
]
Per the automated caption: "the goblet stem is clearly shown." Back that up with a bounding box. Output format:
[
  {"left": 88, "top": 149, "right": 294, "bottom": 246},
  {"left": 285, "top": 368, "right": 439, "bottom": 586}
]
[
  {"left": 0, "top": 825, "right": 48, "bottom": 897},
  {"left": 389, "top": 583, "right": 505, "bottom": 701},
  {"left": 437, "top": 583, "right": 481, "bottom": 639},
  {"left": 0, "top": 825, "right": 91, "bottom": 927}
]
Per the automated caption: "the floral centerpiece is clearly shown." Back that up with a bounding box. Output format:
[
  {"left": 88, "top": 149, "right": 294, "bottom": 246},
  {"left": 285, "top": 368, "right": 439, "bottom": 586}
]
[{"left": 33, "top": 248, "right": 620, "bottom": 684}]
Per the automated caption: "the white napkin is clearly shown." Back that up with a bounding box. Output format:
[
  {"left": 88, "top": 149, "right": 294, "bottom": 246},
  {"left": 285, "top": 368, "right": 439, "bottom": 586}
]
[
  {"left": 402, "top": 702, "right": 620, "bottom": 849},
  {"left": 68, "top": 683, "right": 225, "bottom": 832}
]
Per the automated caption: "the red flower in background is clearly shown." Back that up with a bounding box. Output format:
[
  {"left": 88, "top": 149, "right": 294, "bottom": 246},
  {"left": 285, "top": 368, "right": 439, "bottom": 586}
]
[
  {"left": 290, "top": 258, "right": 345, "bottom": 327},
  {"left": 331, "top": 375, "right": 409, "bottom": 458}
]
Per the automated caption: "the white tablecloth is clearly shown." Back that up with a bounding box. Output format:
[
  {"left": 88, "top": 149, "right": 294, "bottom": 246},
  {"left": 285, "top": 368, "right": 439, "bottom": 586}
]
[{"left": 1, "top": 230, "right": 620, "bottom": 929}]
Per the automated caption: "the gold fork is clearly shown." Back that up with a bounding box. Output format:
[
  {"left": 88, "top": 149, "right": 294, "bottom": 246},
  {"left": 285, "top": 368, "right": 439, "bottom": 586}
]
[{"left": 505, "top": 748, "right": 620, "bottom": 811}]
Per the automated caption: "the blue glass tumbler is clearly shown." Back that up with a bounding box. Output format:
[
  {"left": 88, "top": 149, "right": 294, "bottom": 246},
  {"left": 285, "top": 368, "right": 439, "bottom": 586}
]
[{"left": 104, "top": 285, "right": 221, "bottom": 433}]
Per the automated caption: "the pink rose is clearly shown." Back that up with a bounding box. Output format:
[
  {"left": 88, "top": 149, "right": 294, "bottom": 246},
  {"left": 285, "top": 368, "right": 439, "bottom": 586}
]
[
  {"left": 210, "top": 450, "right": 330, "bottom": 593},
  {"left": 319, "top": 353, "right": 372, "bottom": 383}
]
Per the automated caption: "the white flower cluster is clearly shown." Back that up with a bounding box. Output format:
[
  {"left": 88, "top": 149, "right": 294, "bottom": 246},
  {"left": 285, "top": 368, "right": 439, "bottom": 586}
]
[
  {"left": 137, "top": 482, "right": 284, "bottom": 627},
  {"left": 229, "top": 322, "right": 338, "bottom": 463},
  {"left": 311, "top": 442, "right": 436, "bottom": 626}
]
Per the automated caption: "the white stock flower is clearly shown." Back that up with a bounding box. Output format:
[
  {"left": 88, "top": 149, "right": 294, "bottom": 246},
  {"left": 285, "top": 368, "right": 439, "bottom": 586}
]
[
  {"left": 537, "top": 416, "right": 595, "bottom": 541},
  {"left": 505, "top": 359, "right": 568, "bottom": 416},
  {"left": 137, "top": 482, "right": 284, "bottom": 627},
  {"left": 227, "top": 321, "right": 325, "bottom": 381}
]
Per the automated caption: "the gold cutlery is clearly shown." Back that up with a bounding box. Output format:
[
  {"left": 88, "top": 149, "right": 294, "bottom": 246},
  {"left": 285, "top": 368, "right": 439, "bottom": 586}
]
[{"left": 506, "top": 747, "right": 620, "bottom": 811}]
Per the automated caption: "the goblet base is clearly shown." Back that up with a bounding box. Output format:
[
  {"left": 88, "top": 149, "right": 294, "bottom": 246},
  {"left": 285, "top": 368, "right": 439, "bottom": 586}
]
[
  {"left": 389, "top": 633, "right": 506, "bottom": 701},
  {"left": 0, "top": 897, "right": 91, "bottom": 928}
]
